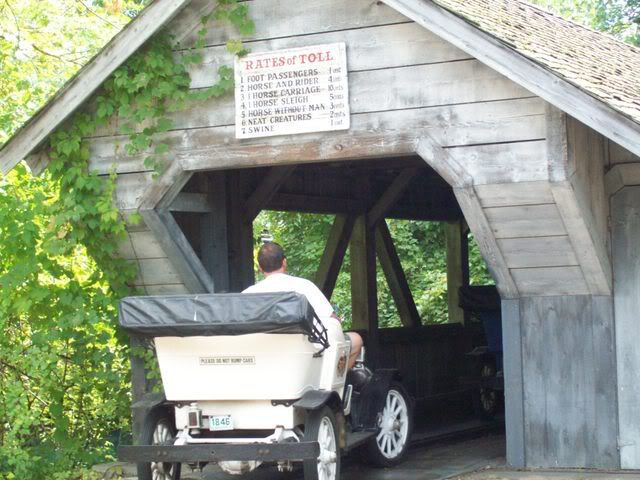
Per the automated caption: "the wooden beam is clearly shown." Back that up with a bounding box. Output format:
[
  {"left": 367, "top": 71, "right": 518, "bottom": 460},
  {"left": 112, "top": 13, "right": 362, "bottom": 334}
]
[
  {"left": 551, "top": 181, "right": 612, "bottom": 295},
  {"left": 0, "top": 0, "right": 192, "bottom": 174},
  {"left": 227, "top": 172, "right": 254, "bottom": 291},
  {"left": 245, "top": 166, "right": 296, "bottom": 221},
  {"left": 169, "top": 192, "right": 211, "bottom": 213},
  {"left": 416, "top": 135, "right": 472, "bottom": 188},
  {"left": 350, "top": 215, "right": 378, "bottom": 344},
  {"left": 267, "top": 193, "right": 367, "bottom": 215},
  {"left": 367, "top": 168, "right": 420, "bottom": 228},
  {"left": 315, "top": 215, "right": 356, "bottom": 299},
  {"left": 445, "top": 221, "right": 465, "bottom": 324},
  {"left": 454, "top": 187, "right": 519, "bottom": 298},
  {"left": 382, "top": 0, "right": 640, "bottom": 159},
  {"left": 140, "top": 209, "right": 214, "bottom": 294},
  {"left": 375, "top": 221, "right": 420, "bottom": 327},
  {"left": 200, "top": 172, "right": 229, "bottom": 292}
]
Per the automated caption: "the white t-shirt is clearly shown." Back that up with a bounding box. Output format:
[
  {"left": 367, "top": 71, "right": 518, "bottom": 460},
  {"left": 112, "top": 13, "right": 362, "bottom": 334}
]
[{"left": 242, "top": 273, "right": 341, "bottom": 332}]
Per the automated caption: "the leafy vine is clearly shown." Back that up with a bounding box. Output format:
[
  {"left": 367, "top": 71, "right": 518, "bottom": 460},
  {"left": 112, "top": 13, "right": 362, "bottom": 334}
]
[{"left": 0, "top": 1, "right": 253, "bottom": 476}]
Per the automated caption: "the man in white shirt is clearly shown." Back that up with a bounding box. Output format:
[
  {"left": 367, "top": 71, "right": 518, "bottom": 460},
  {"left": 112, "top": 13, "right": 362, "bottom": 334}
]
[{"left": 243, "top": 242, "right": 363, "bottom": 369}]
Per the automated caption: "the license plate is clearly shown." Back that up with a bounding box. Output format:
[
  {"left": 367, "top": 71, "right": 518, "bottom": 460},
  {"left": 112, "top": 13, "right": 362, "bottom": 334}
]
[{"left": 209, "top": 415, "right": 233, "bottom": 431}]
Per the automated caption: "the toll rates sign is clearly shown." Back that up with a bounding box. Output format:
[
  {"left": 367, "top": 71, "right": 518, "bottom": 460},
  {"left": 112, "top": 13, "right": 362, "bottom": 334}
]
[{"left": 234, "top": 43, "right": 350, "bottom": 139}]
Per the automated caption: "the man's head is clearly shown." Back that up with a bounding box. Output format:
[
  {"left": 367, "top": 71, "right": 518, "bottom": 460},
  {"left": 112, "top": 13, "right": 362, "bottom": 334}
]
[{"left": 258, "top": 242, "right": 286, "bottom": 274}]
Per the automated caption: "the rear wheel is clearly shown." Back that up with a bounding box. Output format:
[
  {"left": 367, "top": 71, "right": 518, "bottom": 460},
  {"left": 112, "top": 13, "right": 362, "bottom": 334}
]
[
  {"left": 137, "top": 408, "right": 181, "bottom": 480},
  {"left": 364, "top": 382, "right": 412, "bottom": 467},
  {"left": 473, "top": 360, "right": 498, "bottom": 419},
  {"left": 303, "top": 406, "right": 340, "bottom": 480}
]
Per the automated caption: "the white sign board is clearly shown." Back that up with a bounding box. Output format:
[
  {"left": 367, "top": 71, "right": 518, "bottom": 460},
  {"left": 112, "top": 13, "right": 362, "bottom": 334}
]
[{"left": 234, "top": 43, "right": 350, "bottom": 139}]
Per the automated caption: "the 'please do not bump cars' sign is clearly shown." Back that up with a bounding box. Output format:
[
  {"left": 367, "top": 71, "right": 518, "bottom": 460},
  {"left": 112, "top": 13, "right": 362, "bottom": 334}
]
[{"left": 234, "top": 43, "right": 350, "bottom": 139}]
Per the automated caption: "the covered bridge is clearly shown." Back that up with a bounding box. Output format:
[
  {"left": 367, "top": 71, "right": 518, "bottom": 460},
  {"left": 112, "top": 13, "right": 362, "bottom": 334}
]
[{"left": 2, "top": 0, "right": 640, "bottom": 471}]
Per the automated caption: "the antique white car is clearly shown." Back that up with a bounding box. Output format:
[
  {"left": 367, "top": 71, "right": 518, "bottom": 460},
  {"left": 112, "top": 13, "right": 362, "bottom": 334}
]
[{"left": 118, "top": 292, "right": 413, "bottom": 480}]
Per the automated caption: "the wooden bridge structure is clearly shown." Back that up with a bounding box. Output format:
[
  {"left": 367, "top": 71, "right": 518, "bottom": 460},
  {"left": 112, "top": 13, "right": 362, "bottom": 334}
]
[{"left": 2, "top": 0, "right": 640, "bottom": 471}]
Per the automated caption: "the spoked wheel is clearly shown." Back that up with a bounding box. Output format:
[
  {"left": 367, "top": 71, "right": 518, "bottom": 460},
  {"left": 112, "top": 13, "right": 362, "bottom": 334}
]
[
  {"left": 473, "top": 360, "right": 498, "bottom": 419},
  {"left": 303, "top": 406, "right": 340, "bottom": 480},
  {"left": 138, "top": 408, "right": 181, "bottom": 480},
  {"left": 364, "top": 381, "right": 413, "bottom": 467}
]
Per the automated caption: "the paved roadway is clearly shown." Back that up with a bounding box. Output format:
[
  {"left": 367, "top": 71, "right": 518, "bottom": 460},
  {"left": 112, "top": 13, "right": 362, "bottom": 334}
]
[{"left": 186, "top": 432, "right": 506, "bottom": 480}]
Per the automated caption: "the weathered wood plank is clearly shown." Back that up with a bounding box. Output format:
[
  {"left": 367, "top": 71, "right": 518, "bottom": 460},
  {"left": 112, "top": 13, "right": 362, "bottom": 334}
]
[
  {"left": 91, "top": 60, "right": 538, "bottom": 140},
  {"left": 445, "top": 140, "right": 548, "bottom": 186},
  {"left": 453, "top": 187, "right": 518, "bottom": 298},
  {"left": 551, "top": 181, "right": 612, "bottom": 295},
  {"left": 498, "top": 236, "right": 578, "bottom": 269},
  {"left": 375, "top": 221, "right": 420, "bottom": 327},
  {"left": 186, "top": 22, "right": 472, "bottom": 90},
  {"left": 202, "top": 172, "right": 230, "bottom": 292},
  {"left": 115, "top": 172, "right": 154, "bottom": 210},
  {"left": 176, "top": 0, "right": 409, "bottom": 47},
  {"left": 116, "top": 234, "right": 137, "bottom": 260},
  {"left": 567, "top": 117, "right": 608, "bottom": 242},
  {"left": 169, "top": 192, "right": 211, "bottom": 213},
  {"left": 501, "top": 299, "right": 525, "bottom": 468},
  {"left": 315, "top": 215, "right": 355, "bottom": 299},
  {"left": 140, "top": 209, "right": 214, "bottom": 293},
  {"left": 129, "top": 229, "right": 168, "bottom": 259},
  {"left": 520, "top": 296, "right": 618, "bottom": 467},
  {"left": 416, "top": 136, "right": 472, "bottom": 188},
  {"left": 605, "top": 163, "right": 640, "bottom": 197},
  {"left": 145, "top": 283, "right": 190, "bottom": 295},
  {"left": 227, "top": 172, "right": 255, "bottom": 291},
  {"left": 484, "top": 204, "right": 565, "bottom": 239},
  {"left": 91, "top": 101, "right": 544, "bottom": 176},
  {"left": 475, "top": 181, "right": 554, "bottom": 208},
  {"left": 545, "top": 104, "right": 570, "bottom": 182},
  {"left": 511, "top": 266, "right": 588, "bottom": 296},
  {"left": 0, "top": 0, "right": 193, "bottom": 174},
  {"left": 244, "top": 166, "right": 296, "bottom": 220},
  {"left": 445, "top": 221, "right": 465, "bottom": 324},
  {"left": 134, "top": 257, "right": 184, "bottom": 286},
  {"left": 609, "top": 139, "right": 640, "bottom": 165},
  {"left": 367, "top": 168, "right": 420, "bottom": 227},
  {"left": 381, "top": 0, "right": 640, "bottom": 159},
  {"left": 612, "top": 186, "right": 640, "bottom": 468}
]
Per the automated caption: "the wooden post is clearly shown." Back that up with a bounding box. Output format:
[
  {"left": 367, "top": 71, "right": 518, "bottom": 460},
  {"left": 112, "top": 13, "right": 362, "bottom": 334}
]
[
  {"left": 375, "top": 220, "right": 420, "bottom": 327},
  {"left": 315, "top": 214, "right": 355, "bottom": 299},
  {"left": 201, "top": 172, "right": 230, "bottom": 292},
  {"left": 350, "top": 215, "right": 378, "bottom": 362},
  {"left": 130, "top": 335, "right": 149, "bottom": 444},
  {"left": 445, "top": 220, "right": 465, "bottom": 323},
  {"left": 227, "top": 172, "right": 254, "bottom": 291}
]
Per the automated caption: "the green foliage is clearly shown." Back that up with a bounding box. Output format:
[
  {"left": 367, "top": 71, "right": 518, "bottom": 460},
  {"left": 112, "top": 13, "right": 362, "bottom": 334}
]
[
  {"left": 255, "top": 212, "right": 493, "bottom": 329},
  {"left": 531, "top": 0, "right": 639, "bottom": 45},
  {"left": 0, "top": 1, "right": 253, "bottom": 477}
]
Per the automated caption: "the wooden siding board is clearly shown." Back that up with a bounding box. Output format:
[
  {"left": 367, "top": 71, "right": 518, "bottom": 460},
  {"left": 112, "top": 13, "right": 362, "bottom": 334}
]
[
  {"left": 475, "top": 181, "right": 554, "bottom": 208},
  {"left": 129, "top": 230, "right": 168, "bottom": 259},
  {"left": 511, "top": 266, "right": 588, "bottom": 296},
  {"left": 551, "top": 181, "right": 612, "bottom": 295},
  {"left": 484, "top": 204, "right": 565, "bottom": 239},
  {"left": 498, "top": 236, "right": 578, "bottom": 269},
  {"left": 501, "top": 299, "right": 525, "bottom": 468},
  {"left": 612, "top": 186, "right": 640, "bottom": 468},
  {"left": 115, "top": 172, "right": 154, "bottom": 210},
  {"left": 520, "top": 296, "right": 618, "bottom": 468},
  {"left": 453, "top": 187, "right": 518, "bottom": 298},
  {"left": 92, "top": 59, "right": 538, "bottom": 140},
  {"left": 90, "top": 100, "right": 545, "bottom": 175},
  {"left": 445, "top": 140, "right": 547, "bottom": 185},
  {"left": 186, "top": 22, "right": 472, "bottom": 90},
  {"left": 176, "top": 0, "right": 409, "bottom": 47}
]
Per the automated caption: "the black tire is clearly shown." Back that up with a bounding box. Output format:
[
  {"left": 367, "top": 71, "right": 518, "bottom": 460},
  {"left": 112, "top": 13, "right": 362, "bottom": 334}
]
[
  {"left": 364, "top": 381, "right": 413, "bottom": 467},
  {"left": 472, "top": 360, "right": 499, "bottom": 419},
  {"left": 303, "top": 406, "right": 341, "bottom": 480},
  {"left": 137, "top": 407, "right": 181, "bottom": 480}
]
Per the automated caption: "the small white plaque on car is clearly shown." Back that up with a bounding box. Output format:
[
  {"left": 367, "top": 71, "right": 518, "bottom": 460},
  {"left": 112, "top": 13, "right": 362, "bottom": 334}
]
[{"left": 209, "top": 415, "right": 233, "bottom": 431}]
